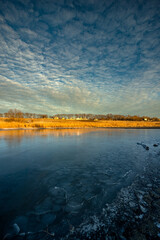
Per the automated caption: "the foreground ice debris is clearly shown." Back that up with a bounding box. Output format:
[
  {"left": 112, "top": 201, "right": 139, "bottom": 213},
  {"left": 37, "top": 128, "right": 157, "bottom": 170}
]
[
  {"left": 49, "top": 186, "right": 67, "bottom": 205},
  {"left": 3, "top": 223, "right": 20, "bottom": 240},
  {"left": 65, "top": 144, "right": 160, "bottom": 240}
]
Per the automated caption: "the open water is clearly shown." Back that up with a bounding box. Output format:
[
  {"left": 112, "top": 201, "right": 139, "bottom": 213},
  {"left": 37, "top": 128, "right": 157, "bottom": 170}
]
[{"left": 0, "top": 128, "right": 159, "bottom": 238}]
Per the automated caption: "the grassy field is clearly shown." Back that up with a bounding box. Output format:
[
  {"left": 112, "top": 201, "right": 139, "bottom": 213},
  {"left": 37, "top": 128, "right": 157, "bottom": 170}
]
[{"left": 0, "top": 118, "right": 160, "bottom": 129}]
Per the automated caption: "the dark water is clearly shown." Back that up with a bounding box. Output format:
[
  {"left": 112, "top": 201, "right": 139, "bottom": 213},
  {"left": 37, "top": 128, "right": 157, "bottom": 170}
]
[{"left": 0, "top": 128, "right": 159, "bottom": 238}]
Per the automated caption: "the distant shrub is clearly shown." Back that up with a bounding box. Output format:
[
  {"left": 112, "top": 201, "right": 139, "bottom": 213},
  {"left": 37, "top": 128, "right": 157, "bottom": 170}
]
[
  {"left": 5, "top": 117, "right": 15, "bottom": 122},
  {"left": 34, "top": 123, "right": 42, "bottom": 128}
]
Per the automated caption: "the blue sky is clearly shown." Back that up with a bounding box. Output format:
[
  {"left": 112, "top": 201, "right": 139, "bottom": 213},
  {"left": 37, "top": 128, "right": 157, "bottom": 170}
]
[{"left": 0, "top": 0, "right": 160, "bottom": 116}]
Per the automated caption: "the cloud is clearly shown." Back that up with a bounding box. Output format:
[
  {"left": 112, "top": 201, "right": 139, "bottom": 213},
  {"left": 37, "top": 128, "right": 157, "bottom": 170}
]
[
  {"left": 0, "top": 0, "right": 160, "bottom": 116},
  {"left": 40, "top": 8, "right": 76, "bottom": 27}
]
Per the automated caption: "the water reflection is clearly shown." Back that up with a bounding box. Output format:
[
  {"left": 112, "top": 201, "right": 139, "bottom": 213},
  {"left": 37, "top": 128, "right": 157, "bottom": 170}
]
[
  {"left": 0, "top": 128, "right": 116, "bottom": 147},
  {"left": 0, "top": 128, "right": 147, "bottom": 146},
  {"left": 0, "top": 129, "right": 90, "bottom": 147}
]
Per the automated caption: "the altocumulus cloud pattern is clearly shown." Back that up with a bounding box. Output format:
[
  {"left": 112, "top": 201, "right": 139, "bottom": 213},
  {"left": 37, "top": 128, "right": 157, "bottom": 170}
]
[{"left": 0, "top": 0, "right": 160, "bottom": 116}]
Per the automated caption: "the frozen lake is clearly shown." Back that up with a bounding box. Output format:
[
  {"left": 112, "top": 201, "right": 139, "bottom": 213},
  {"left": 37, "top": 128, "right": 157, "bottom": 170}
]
[{"left": 0, "top": 128, "right": 159, "bottom": 238}]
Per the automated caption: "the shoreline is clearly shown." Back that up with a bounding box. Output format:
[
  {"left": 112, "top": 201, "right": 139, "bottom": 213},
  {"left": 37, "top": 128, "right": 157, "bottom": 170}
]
[
  {"left": 1, "top": 126, "right": 160, "bottom": 130},
  {"left": 66, "top": 152, "right": 160, "bottom": 240}
]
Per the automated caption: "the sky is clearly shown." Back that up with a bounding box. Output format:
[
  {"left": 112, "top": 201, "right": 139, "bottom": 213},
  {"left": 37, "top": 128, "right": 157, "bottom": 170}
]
[{"left": 0, "top": 0, "right": 160, "bottom": 117}]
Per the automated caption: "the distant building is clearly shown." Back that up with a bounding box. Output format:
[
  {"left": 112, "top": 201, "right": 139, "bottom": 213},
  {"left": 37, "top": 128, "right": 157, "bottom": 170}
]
[{"left": 144, "top": 118, "right": 148, "bottom": 121}]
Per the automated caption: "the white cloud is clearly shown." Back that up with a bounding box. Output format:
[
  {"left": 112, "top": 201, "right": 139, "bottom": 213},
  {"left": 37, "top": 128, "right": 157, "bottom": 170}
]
[{"left": 0, "top": 0, "right": 159, "bottom": 116}]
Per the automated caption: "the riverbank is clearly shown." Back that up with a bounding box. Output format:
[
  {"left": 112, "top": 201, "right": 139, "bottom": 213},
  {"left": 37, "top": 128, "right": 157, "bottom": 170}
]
[{"left": 0, "top": 118, "right": 160, "bottom": 129}]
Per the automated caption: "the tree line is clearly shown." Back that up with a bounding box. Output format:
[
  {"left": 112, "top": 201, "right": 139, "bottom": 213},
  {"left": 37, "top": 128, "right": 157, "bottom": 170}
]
[
  {"left": 0, "top": 109, "right": 48, "bottom": 119},
  {"left": 53, "top": 113, "right": 159, "bottom": 121},
  {"left": 0, "top": 109, "right": 159, "bottom": 121}
]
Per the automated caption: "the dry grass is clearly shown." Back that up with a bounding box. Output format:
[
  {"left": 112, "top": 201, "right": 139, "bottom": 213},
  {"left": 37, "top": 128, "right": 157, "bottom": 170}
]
[{"left": 0, "top": 118, "right": 160, "bottom": 129}]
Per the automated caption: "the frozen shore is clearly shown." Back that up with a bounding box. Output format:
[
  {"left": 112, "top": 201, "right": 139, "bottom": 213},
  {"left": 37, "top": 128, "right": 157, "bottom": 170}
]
[
  {"left": 3, "top": 144, "right": 160, "bottom": 240},
  {"left": 66, "top": 152, "right": 160, "bottom": 240}
]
